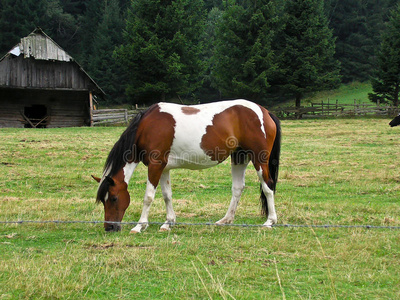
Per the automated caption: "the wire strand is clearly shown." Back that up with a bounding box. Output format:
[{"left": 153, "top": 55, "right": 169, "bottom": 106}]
[{"left": 1, "top": 220, "right": 400, "bottom": 230}]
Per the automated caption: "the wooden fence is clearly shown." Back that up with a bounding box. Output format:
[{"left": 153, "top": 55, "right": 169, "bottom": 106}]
[
  {"left": 92, "top": 108, "right": 146, "bottom": 126},
  {"left": 276, "top": 100, "right": 400, "bottom": 119},
  {"left": 92, "top": 100, "right": 399, "bottom": 125}
]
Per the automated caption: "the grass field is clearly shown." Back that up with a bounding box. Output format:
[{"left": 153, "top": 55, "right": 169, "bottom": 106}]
[
  {"left": 306, "top": 82, "right": 373, "bottom": 105},
  {"left": 0, "top": 118, "right": 399, "bottom": 299}
]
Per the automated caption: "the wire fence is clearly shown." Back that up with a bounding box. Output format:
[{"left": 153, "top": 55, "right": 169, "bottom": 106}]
[{"left": 1, "top": 220, "right": 400, "bottom": 230}]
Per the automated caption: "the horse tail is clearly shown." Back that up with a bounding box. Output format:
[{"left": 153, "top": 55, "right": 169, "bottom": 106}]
[
  {"left": 268, "top": 112, "right": 281, "bottom": 192},
  {"left": 260, "top": 112, "right": 281, "bottom": 215}
]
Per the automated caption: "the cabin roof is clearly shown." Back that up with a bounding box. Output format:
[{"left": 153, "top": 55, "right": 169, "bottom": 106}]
[
  {"left": 0, "top": 27, "right": 105, "bottom": 95},
  {"left": 6, "top": 27, "right": 73, "bottom": 62}
]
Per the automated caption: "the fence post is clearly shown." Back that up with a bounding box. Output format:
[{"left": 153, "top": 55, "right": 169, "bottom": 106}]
[
  {"left": 336, "top": 99, "right": 338, "bottom": 115},
  {"left": 354, "top": 99, "right": 357, "bottom": 115},
  {"left": 322, "top": 101, "right": 324, "bottom": 116},
  {"left": 124, "top": 109, "right": 128, "bottom": 124},
  {"left": 327, "top": 98, "right": 330, "bottom": 116},
  {"left": 89, "top": 92, "right": 94, "bottom": 127}
]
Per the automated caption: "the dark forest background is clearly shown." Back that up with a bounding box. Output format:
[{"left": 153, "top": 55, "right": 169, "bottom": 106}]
[{"left": 0, "top": 0, "right": 398, "bottom": 106}]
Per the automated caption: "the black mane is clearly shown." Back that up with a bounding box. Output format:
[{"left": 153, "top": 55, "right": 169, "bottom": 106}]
[{"left": 96, "top": 104, "right": 156, "bottom": 203}]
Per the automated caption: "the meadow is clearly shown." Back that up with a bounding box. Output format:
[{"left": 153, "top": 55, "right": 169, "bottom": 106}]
[
  {"left": 0, "top": 117, "right": 399, "bottom": 299},
  {"left": 305, "top": 82, "right": 373, "bottom": 105}
]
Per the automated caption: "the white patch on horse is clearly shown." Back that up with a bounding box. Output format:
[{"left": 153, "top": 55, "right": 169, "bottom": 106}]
[
  {"left": 257, "top": 168, "right": 277, "bottom": 227},
  {"left": 131, "top": 179, "right": 156, "bottom": 233},
  {"left": 159, "top": 100, "right": 265, "bottom": 169},
  {"left": 123, "top": 162, "right": 138, "bottom": 185}
]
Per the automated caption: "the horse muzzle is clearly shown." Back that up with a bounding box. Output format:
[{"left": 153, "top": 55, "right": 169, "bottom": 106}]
[{"left": 105, "top": 223, "right": 121, "bottom": 232}]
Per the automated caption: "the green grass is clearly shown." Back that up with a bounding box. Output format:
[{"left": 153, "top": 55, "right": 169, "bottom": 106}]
[
  {"left": 305, "top": 82, "right": 373, "bottom": 105},
  {"left": 1, "top": 119, "right": 399, "bottom": 299}
]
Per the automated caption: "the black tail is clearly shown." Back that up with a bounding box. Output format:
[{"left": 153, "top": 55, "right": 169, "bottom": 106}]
[
  {"left": 261, "top": 113, "right": 281, "bottom": 215},
  {"left": 268, "top": 113, "right": 281, "bottom": 192},
  {"left": 389, "top": 114, "right": 400, "bottom": 127}
]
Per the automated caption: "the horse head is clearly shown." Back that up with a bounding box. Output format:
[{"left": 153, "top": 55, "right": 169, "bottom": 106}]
[{"left": 92, "top": 175, "right": 130, "bottom": 232}]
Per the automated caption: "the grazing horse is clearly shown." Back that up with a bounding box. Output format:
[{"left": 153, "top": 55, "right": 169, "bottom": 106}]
[
  {"left": 389, "top": 114, "right": 400, "bottom": 127},
  {"left": 92, "top": 100, "right": 281, "bottom": 233}
]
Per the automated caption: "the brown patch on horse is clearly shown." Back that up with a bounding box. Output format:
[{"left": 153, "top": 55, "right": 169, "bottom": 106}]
[
  {"left": 181, "top": 106, "right": 200, "bottom": 115},
  {"left": 135, "top": 105, "right": 176, "bottom": 186},
  {"left": 200, "top": 105, "right": 276, "bottom": 166},
  {"left": 251, "top": 108, "right": 277, "bottom": 171},
  {"left": 200, "top": 106, "right": 244, "bottom": 162}
]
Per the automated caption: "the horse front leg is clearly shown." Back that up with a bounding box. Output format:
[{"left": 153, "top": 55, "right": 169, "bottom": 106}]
[
  {"left": 130, "top": 164, "right": 164, "bottom": 233},
  {"left": 159, "top": 170, "right": 176, "bottom": 231},
  {"left": 130, "top": 179, "right": 157, "bottom": 233}
]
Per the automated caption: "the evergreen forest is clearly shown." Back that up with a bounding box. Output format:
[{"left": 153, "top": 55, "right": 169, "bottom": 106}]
[{"left": 0, "top": 0, "right": 399, "bottom": 106}]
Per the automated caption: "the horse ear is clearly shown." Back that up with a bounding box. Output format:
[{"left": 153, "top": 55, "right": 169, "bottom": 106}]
[
  {"left": 106, "top": 176, "right": 115, "bottom": 186},
  {"left": 91, "top": 175, "right": 101, "bottom": 183}
]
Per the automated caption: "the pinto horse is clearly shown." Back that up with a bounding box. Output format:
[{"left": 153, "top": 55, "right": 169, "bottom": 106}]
[
  {"left": 389, "top": 114, "right": 400, "bottom": 127},
  {"left": 92, "top": 100, "right": 281, "bottom": 233}
]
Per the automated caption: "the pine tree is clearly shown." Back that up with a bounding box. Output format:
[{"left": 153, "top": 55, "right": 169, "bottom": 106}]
[
  {"left": 213, "top": 0, "right": 282, "bottom": 103},
  {"left": 199, "top": 7, "right": 223, "bottom": 100},
  {"left": 328, "top": 0, "right": 397, "bottom": 83},
  {"left": 76, "top": 0, "right": 102, "bottom": 66},
  {"left": 277, "top": 0, "right": 340, "bottom": 109},
  {"left": 87, "top": 0, "right": 125, "bottom": 104},
  {"left": 45, "top": 0, "right": 81, "bottom": 57},
  {"left": 369, "top": 4, "right": 400, "bottom": 106},
  {"left": 0, "top": 0, "right": 48, "bottom": 55},
  {"left": 115, "top": 0, "right": 206, "bottom": 104}
]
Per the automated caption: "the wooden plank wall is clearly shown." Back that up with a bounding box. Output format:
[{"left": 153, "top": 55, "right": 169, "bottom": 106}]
[
  {"left": 0, "top": 89, "right": 90, "bottom": 128},
  {"left": 0, "top": 56, "right": 96, "bottom": 91}
]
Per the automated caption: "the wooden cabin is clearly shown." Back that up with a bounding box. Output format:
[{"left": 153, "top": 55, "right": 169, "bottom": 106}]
[{"left": 0, "top": 28, "right": 104, "bottom": 128}]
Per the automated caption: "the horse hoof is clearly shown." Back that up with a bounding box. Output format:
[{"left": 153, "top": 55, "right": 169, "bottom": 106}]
[
  {"left": 263, "top": 225, "right": 274, "bottom": 230},
  {"left": 130, "top": 229, "right": 140, "bottom": 234},
  {"left": 262, "top": 223, "right": 275, "bottom": 229},
  {"left": 159, "top": 227, "right": 170, "bottom": 232},
  {"left": 216, "top": 219, "right": 232, "bottom": 225}
]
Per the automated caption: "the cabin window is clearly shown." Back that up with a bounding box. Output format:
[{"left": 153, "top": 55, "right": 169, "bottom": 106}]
[{"left": 23, "top": 105, "right": 48, "bottom": 128}]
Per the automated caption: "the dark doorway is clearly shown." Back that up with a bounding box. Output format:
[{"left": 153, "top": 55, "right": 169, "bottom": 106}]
[{"left": 23, "top": 105, "right": 48, "bottom": 128}]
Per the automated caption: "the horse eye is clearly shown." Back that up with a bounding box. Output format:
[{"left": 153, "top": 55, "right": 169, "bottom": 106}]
[{"left": 111, "top": 196, "right": 118, "bottom": 202}]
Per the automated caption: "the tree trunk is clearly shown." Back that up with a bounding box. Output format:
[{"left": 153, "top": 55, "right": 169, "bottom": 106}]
[
  {"left": 295, "top": 93, "right": 302, "bottom": 119},
  {"left": 394, "top": 82, "right": 399, "bottom": 107}
]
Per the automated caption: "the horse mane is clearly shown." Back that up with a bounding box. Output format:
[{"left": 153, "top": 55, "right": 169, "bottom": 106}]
[{"left": 96, "top": 104, "right": 157, "bottom": 203}]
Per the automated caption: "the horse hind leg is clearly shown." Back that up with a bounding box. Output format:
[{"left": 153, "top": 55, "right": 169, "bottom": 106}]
[
  {"left": 216, "top": 154, "right": 249, "bottom": 225},
  {"left": 159, "top": 170, "right": 176, "bottom": 231},
  {"left": 257, "top": 166, "right": 277, "bottom": 227}
]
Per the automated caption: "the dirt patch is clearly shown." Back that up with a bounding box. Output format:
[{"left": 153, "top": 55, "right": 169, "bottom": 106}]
[
  {"left": 86, "top": 243, "right": 115, "bottom": 250},
  {"left": 85, "top": 243, "right": 154, "bottom": 250}
]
